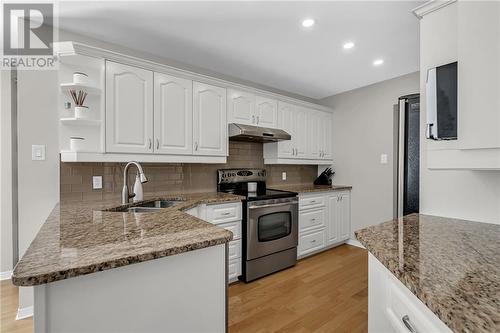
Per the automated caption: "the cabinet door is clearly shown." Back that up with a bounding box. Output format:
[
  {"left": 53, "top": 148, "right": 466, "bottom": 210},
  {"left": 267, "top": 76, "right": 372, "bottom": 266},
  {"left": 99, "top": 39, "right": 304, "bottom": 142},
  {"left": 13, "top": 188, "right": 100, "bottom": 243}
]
[
  {"left": 154, "top": 73, "right": 192, "bottom": 155},
  {"left": 227, "top": 89, "right": 255, "bottom": 125},
  {"left": 294, "top": 107, "right": 309, "bottom": 158},
  {"left": 277, "top": 101, "right": 295, "bottom": 158},
  {"left": 255, "top": 96, "right": 278, "bottom": 128},
  {"left": 193, "top": 82, "right": 227, "bottom": 156},
  {"left": 308, "top": 110, "right": 322, "bottom": 159},
  {"left": 327, "top": 194, "right": 340, "bottom": 245},
  {"left": 105, "top": 61, "right": 153, "bottom": 153},
  {"left": 322, "top": 112, "right": 333, "bottom": 160},
  {"left": 340, "top": 193, "right": 351, "bottom": 240}
]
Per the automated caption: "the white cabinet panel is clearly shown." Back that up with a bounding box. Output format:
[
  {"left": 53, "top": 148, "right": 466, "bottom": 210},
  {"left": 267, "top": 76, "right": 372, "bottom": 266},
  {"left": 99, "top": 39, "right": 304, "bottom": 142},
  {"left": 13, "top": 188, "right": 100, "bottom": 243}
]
[
  {"left": 193, "top": 82, "right": 227, "bottom": 156},
  {"left": 228, "top": 239, "right": 242, "bottom": 261},
  {"left": 227, "top": 89, "right": 255, "bottom": 125},
  {"left": 154, "top": 73, "right": 192, "bottom": 155},
  {"left": 277, "top": 101, "right": 296, "bottom": 158},
  {"left": 294, "top": 107, "right": 308, "bottom": 158},
  {"left": 298, "top": 229, "right": 326, "bottom": 256},
  {"left": 308, "top": 110, "right": 322, "bottom": 159},
  {"left": 255, "top": 96, "right": 278, "bottom": 128},
  {"left": 299, "top": 207, "right": 326, "bottom": 232},
  {"left": 327, "top": 195, "right": 340, "bottom": 245},
  {"left": 105, "top": 61, "right": 153, "bottom": 153},
  {"left": 321, "top": 112, "right": 333, "bottom": 160},
  {"left": 340, "top": 192, "right": 351, "bottom": 240}
]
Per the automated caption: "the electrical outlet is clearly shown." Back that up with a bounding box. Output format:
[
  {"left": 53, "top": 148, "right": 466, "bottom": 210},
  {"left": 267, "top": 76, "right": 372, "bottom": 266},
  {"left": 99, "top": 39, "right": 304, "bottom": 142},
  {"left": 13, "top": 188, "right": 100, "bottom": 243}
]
[
  {"left": 92, "top": 176, "right": 103, "bottom": 190},
  {"left": 282, "top": 172, "right": 287, "bottom": 181},
  {"left": 380, "top": 154, "right": 388, "bottom": 164}
]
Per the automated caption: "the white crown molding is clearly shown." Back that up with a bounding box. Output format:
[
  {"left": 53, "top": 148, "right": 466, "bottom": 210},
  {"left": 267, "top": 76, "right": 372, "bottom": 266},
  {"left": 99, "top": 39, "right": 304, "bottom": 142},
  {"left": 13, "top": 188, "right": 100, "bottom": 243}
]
[
  {"left": 53, "top": 41, "right": 333, "bottom": 113},
  {"left": 412, "top": 0, "right": 457, "bottom": 19},
  {"left": 0, "top": 270, "right": 13, "bottom": 281}
]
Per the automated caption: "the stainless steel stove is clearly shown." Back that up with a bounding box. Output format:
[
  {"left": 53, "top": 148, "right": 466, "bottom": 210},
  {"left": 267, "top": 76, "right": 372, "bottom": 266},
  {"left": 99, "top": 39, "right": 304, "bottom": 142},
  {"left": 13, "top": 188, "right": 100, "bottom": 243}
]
[{"left": 217, "top": 169, "right": 298, "bottom": 282}]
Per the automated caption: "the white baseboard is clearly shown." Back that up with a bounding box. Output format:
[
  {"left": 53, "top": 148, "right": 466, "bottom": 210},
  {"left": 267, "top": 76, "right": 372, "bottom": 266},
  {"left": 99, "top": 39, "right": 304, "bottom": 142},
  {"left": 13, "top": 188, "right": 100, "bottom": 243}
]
[
  {"left": 345, "top": 238, "right": 365, "bottom": 249},
  {"left": 0, "top": 270, "right": 12, "bottom": 281},
  {"left": 16, "top": 306, "right": 33, "bottom": 320}
]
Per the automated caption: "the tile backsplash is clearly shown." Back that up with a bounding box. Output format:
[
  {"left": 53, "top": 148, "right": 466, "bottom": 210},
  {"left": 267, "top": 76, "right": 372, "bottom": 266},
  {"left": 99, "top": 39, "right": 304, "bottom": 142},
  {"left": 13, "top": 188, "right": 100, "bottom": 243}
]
[{"left": 60, "top": 141, "right": 318, "bottom": 202}]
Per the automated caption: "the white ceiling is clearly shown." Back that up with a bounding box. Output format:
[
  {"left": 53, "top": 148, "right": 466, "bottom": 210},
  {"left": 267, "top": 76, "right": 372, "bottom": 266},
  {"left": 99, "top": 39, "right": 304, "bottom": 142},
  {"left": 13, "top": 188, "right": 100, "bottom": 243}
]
[{"left": 56, "top": 1, "right": 422, "bottom": 100}]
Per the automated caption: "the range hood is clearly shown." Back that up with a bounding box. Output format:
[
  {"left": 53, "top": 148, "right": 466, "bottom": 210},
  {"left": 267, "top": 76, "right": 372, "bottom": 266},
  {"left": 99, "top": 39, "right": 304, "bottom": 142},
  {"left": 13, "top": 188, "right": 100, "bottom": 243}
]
[{"left": 228, "top": 123, "right": 291, "bottom": 143}]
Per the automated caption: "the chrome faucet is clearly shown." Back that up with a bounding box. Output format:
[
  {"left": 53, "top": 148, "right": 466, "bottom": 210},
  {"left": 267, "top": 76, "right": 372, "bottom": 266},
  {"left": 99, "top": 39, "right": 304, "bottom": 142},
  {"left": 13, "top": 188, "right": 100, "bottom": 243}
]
[{"left": 121, "top": 161, "right": 148, "bottom": 204}]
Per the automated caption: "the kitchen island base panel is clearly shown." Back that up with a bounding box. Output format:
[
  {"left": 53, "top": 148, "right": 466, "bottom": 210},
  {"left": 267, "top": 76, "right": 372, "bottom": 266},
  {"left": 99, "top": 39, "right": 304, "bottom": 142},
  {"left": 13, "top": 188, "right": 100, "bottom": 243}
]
[
  {"left": 368, "top": 253, "right": 452, "bottom": 333},
  {"left": 34, "top": 244, "right": 226, "bottom": 333}
]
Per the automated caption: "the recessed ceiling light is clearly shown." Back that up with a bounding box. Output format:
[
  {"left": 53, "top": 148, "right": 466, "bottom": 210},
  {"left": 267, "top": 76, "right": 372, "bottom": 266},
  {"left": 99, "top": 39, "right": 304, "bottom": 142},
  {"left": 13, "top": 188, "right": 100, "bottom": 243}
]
[
  {"left": 373, "top": 59, "right": 384, "bottom": 66},
  {"left": 343, "top": 41, "right": 355, "bottom": 49},
  {"left": 302, "top": 19, "right": 315, "bottom": 28}
]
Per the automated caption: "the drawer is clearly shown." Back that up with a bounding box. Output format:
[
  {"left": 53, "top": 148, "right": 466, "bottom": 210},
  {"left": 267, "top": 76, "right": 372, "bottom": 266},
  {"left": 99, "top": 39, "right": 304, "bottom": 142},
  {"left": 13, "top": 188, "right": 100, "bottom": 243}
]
[
  {"left": 205, "top": 202, "right": 242, "bottom": 224},
  {"left": 218, "top": 221, "right": 242, "bottom": 240},
  {"left": 228, "top": 239, "right": 242, "bottom": 261},
  {"left": 298, "top": 229, "right": 326, "bottom": 256},
  {"left": 228, "top": 258, "right": 241, "bottom": 282},
  {"left": 386, "top": 274, "right": 452, "bottom": 333},
  {"left": 299, "top": 207, "right": 326, "bottom": 231},
  {"left": 299, "top": 195, "right": 325, "bottom": 209}
]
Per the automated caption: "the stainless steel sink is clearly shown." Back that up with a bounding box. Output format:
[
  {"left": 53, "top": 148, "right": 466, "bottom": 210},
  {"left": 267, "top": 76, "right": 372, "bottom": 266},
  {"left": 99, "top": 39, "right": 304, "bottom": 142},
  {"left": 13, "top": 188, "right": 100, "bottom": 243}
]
[
  {"left": 107, "top": 200, "right": 184, "bottom": 213},
  {"left": 137, "top": 200, "right": 182, "bottom": 209}
]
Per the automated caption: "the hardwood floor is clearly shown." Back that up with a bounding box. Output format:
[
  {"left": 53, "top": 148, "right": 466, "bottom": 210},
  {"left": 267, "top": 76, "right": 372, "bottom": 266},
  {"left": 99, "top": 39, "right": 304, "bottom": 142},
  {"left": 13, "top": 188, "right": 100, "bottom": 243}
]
[
  {"left": 229, "top": 245, "right": 368, "bottom": 333},
  {"left": 0, "top": 280, "right": 33, "bottom": 333},
  {"left": 0, "top": 245, "right": 367, "bottom": 333}
]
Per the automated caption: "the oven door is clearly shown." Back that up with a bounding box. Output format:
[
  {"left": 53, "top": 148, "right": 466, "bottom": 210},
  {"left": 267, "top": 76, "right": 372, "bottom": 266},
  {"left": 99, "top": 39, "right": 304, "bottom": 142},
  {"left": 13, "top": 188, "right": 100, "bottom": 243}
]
[{"left": 246, "top": 198, "right": 298, "bottom": 260}]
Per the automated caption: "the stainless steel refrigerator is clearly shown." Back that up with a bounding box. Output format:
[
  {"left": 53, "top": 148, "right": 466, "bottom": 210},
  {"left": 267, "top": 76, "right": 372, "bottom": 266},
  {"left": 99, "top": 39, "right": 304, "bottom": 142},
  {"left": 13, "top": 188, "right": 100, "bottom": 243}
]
[{"left": 397, "top": 94, "right": 420, "bottom": 217}]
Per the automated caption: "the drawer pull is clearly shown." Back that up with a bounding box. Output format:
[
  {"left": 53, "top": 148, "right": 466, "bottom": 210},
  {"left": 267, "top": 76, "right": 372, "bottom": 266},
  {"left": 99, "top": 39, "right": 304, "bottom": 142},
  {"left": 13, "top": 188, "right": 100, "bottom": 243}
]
[
  {"left": 311, "top": 218, "right": 316, "bottom": 221},
  {"left": 402, "top": 315, "right": 418, "bottom": 333},
  {"left": 221, "top": 212, "right": 231, "bottom": 216},
  {"left": 310, "top": 239, "right": 317, "bottom": 243},
  {"left": 310, "top": 200, "right": 316, "bottom": 203}
]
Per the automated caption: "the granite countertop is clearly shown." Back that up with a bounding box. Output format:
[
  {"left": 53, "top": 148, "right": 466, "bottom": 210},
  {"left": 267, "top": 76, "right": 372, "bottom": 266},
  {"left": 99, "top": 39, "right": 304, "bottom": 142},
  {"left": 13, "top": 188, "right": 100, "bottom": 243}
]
[
  {"left": 270, "top": 184, "right": 352, "bottom": 193},
  {"left": 355, "top": 213, "right": 500, "bottom": 333},
  {"left": 12, "top": 192, "right": 243, "bottom": 287}
]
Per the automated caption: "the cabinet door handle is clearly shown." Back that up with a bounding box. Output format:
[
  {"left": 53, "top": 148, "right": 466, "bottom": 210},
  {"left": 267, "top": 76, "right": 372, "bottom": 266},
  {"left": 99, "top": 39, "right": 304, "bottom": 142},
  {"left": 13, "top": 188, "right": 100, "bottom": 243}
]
[
  {"left": 256, "top": 116, "right": 260, "bottom": 124},
  {"left": 194, "top": 141, "right": 198, "bottom": 151},
  {"left": 252, "top": 115, "right": 255, "bottom": 124},
  {"left": 148, "top": 138, "right": 152, "bottom": 150},
  {"left": 402, "top": 315, "right": 418, "bottom": 333},
  {"left": 156, "top": 139, "right": 159, "bottom": 150}
]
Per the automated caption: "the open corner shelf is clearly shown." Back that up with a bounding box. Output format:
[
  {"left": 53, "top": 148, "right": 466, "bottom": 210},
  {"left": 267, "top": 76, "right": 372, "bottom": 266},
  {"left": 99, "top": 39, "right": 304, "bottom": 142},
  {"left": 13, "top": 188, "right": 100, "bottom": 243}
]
[
  {"left": 60, "top": 83, "right": 101, "bottom": 95},
  {"left": 60, "top": 118, "right": 101, "bottom": 127}
]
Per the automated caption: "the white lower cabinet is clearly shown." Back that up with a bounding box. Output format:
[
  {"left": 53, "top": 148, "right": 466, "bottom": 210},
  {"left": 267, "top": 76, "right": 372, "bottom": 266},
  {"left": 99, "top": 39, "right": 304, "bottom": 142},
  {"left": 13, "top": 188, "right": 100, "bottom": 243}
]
[
  {"left": 298, "top": 190, "right": 351, "bottom": 259},
  {"left": 195, "top": 201, "right": 242, "bottom": 283},
  {"left": 369, "top": 253, "right": 452, "bottom": 333}
]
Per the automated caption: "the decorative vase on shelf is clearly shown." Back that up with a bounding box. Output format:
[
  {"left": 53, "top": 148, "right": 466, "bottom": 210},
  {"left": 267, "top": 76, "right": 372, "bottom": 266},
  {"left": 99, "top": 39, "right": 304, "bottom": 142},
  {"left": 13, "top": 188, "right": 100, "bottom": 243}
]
[{"left": 74, "top": 106, "right": 89, "bottom": 119}]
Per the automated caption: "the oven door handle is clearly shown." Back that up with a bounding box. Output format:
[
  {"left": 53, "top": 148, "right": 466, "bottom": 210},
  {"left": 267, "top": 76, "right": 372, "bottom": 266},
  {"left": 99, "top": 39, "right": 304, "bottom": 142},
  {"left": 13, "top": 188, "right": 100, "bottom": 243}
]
[{"left": 248, "top": 202, "right": 297, "bottom": 209}]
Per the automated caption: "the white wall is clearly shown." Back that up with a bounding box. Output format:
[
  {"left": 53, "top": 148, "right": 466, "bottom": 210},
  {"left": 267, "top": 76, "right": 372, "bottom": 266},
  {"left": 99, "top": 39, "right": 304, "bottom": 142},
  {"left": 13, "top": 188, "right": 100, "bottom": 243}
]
[
  {"left": 16, "top": 69, "right": 60, "bottom": 310},
  {"left": 1, "top": 70, "right": 13, "bottom": 275},
  {"left": 319, "top": 72, "right": 420, "bottom": 236},
  {"left": 419, "top": 2, "right": 500, "bottom": 224}
]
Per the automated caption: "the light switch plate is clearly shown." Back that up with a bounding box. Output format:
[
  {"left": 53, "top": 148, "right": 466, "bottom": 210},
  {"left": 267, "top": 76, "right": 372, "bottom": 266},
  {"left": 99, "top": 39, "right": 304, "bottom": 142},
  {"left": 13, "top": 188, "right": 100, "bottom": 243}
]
[
  {"left": 380, "top": 154, "right": 388, "bottom": 164},
  {"left": 282, "top": 172, "right": 287, "bottom": 181},
  {"left": 32, "top": 145, "right": 46, "bottom": 161},
  {"left": 92, "top": 176, "right": 103, "bottom": 190}
]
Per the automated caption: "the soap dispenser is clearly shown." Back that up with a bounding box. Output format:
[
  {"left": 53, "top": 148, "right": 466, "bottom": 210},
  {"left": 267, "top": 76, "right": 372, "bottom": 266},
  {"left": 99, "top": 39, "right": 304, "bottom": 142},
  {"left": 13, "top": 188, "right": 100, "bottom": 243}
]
[{"left": 132, "top": 173, "right": 144, "bottom": 202}]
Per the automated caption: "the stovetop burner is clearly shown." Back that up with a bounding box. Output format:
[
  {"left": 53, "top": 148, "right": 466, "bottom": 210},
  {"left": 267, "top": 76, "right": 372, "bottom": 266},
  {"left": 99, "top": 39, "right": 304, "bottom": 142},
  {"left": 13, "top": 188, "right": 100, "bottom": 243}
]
[{"left": 217, "top": 168, "right": 297, "bottom": 201}]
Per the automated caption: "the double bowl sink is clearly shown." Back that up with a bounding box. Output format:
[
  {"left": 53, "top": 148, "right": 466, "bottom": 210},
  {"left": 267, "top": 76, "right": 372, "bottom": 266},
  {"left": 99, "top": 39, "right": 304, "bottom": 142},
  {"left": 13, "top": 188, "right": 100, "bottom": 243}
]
[{"left": 110, "top": 200, "right": 184, "bottom": 213}]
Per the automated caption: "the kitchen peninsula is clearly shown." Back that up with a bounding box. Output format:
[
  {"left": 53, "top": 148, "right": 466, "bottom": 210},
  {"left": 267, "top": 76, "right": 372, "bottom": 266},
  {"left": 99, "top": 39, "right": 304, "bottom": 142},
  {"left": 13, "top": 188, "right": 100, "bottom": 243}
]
[
  {"left": 356, "top": 214, "right": 500, "bottom": 333},
  {"left": 12, "top": 192, "right": 242, "bottom": 332}
]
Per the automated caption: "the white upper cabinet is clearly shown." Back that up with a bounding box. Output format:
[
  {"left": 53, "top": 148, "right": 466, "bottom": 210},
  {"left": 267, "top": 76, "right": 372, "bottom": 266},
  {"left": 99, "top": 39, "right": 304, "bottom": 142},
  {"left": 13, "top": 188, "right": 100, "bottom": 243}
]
[
  {"left": 276, "top": 101, "right": 296, "bottom": 158},
  {"left": 227, "top": 89, "right": 255, "bottom": 125},
  {"left": 227, "top": 89, "right": 278, "bottom": 128},
  {"left": 308, "top": 110, "right": 322, "bottom": 159},
  {"left": 294, "top": 107, "right": 309, "bottom": 158},
  {"left": 255, "top": 96, "right": 278, "bottom": 128},
  {"left": 193, "top": 82, "right": 227, "bottom": 156},
  {"left": 154, "top": 72, "right": 193, "bottom": 155},
  {"left": 320, "top": 112, "right": 333, "bottom": 160},
  {"left": 106, "top": 61, "right": 154, "bottom": 153}
]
